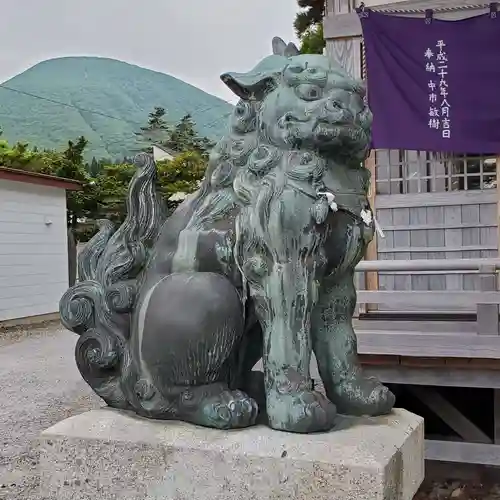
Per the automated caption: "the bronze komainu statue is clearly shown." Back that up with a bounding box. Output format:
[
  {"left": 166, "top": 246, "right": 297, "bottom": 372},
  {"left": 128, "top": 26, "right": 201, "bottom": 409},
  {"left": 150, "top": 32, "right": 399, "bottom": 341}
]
[{"left": 60, "top": 38, "right": 395, "bottom": 434}]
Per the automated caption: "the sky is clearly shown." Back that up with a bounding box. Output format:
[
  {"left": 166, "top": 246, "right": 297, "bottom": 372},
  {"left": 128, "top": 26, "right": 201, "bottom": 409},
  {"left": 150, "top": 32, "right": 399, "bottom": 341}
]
[{"left": 0, "top": 0, "right": 299, "bottom": 104}]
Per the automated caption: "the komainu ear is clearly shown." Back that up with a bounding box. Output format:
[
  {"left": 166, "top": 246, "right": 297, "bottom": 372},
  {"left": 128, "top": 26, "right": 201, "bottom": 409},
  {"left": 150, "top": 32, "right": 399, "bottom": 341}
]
[
  {"left": 284, "top": 42, "right": 300, "bottom": 57},
  {"left": 272, "top": 37, "right": 300, "bottom": 57},
  {"left": 272, "top": 37, "right": 288, "bottom": 55},
  {"left": 221, "top": 49, "right": 290, "bottom": 101},
  {"left": 220, "top": 72, "right": 276, "bottom": 101}
]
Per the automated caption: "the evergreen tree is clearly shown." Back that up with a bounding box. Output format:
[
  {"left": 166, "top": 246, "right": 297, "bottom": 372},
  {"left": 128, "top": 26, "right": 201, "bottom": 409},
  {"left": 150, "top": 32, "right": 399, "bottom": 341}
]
[
  {"left": 88, "top": 156, "right": 100, "bottom": 176},
  {"left": 134, "top": 106, "right": 171, "bottom": 152},
  {"left": 141, "top": 106, "right": 169, "bottom": 132},
  {"left": 300, "top": 24, "right": 325, "bottom": 55},
  {"left": 136, "top": 109, "right": 214, "bottom": 157},
  {"left": 164, "top": 114, "right": 214, "bottom": 156},
  {"left": 64, "top": 136, "right": 88, "bottom": 165},
  {"left": 294, "top": 0, "right": 326, "bottom": 54}
]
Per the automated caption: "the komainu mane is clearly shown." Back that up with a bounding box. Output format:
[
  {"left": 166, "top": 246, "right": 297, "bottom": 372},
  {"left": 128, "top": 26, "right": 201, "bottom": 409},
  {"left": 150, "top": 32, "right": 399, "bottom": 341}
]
[{"left": 60, "top": 37, "right": 395, "bottom": 433}]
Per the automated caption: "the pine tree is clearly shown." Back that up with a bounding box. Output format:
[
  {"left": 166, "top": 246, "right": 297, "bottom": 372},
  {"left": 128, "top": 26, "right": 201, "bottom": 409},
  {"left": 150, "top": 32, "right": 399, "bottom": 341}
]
[
  {"left": 64, "top": 136, "right": 88, "bottom": 165},
  {"left": 142, "top": 107, "right": 168, "bottom": 131},
  {"left": 135, "top": 106, "right": 172, "bottom": 152},
  {"left": 88, "top": 156, "right": 100, "bottom": 176},
  {"left": 294, "top": 0, "right": 326, "bottom": 54},
  {"left": 164, "top": 114, "right": 215, "bottom": 156}
]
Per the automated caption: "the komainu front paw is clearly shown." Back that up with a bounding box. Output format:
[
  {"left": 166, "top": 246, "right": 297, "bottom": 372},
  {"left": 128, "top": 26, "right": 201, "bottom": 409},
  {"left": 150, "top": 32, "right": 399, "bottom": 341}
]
[
  {"left": 329, "top": 376, "right": 395, "bottom": 416},
  {"left": 266, "top": 389, "right": 337, "bottom": 433},
  {"left": 201, "top": 389, "right": 259, "bottom": 430}
]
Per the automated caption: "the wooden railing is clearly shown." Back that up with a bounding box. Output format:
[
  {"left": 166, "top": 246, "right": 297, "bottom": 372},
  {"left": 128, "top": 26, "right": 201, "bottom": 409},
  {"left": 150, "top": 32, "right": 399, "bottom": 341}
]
[
  {"left": 353, "top": 258, "right": 500, "bottom": 358},
  {"left": 355, "top": 258, "right": 500, "bottom": 332}
]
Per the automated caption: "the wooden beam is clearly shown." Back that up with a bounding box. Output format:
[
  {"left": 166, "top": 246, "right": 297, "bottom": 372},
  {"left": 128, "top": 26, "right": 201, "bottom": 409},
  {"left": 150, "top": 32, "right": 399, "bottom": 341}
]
[
  {"left": 365, "top": 151, "right": 378, "bottom": 296},
  {"left": 357, "top": 290, "right": 500, "bottom": 308},
  {"left": 408, "top": 386, "right": 492, "bottom": 444},
  {"left": 376, "top": 190, "right": 497, "bottom": 209},
  {"left": 323, "top": 3, "right": 490, "bottom": 40},
  {"left": 362, "top": 365, "right": 500, "bottom": 389},
  {"left": 356, "top": 331, "right": 500, "bottom": 358},
  {"left": 477, "top": 265, "right": 499, "bottom": 335},
  {"left": 365, "top": 0, "right": 491, "bottom": 9},
  {"left": 495, "top": 390, "right": 500, "bottom": 445},
  {"left": 377, "top": 244, "right": 498, "bottom": 254},
  {"left": 325, "top": 0, "right": 334, "bottom": 17},
  {"left": 324, "top": 13, "right": 362, "bottom": 39},
  {"left": 332, "top": 0, "right": 351, "bottom": 15},
  {"left": 374, "top": 222, "right": 496, "bottom": 231},
  {"left": 354, "top": 319, "right": 477, "bottom": 334},
  {"left": 425, "top": 440, "right": 500, "bottom": 466},
  {"left": 496, "top": 153, "right": 500, "bottom": 260},
  {"left": 356, "top": 257, "right": 500, "bottom": 272}
]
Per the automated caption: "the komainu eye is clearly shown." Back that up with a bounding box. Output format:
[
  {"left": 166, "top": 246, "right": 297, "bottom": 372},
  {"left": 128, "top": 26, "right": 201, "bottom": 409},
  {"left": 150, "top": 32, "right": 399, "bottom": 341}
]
[{"left": 295, "top": 84, "right": 323, "bottom": 101}]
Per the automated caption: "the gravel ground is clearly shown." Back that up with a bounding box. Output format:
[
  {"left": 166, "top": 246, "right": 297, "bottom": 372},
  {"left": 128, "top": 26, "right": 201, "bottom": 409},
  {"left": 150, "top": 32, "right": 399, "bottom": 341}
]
[
  {"left": 0, "top": 324, "right": 102, "bottom": 499},
  {"left": 416, "top": 480, "right": 500, "bottom": 500},
  {"left": 0, "top": 323, "right": 498, "bottom": 500}
]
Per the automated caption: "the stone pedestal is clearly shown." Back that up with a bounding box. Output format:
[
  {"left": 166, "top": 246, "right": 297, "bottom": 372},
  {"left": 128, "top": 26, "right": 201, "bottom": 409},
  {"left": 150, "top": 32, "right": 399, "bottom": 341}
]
[{"left": 38, "top": 408, "right": 424, "bottom": 500}]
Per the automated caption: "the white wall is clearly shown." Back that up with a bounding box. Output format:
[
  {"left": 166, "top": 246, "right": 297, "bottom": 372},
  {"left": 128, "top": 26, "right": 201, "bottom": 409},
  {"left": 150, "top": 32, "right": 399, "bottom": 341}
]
[{"left": 0, "top": 179, "right": 69, "bottom": 321}]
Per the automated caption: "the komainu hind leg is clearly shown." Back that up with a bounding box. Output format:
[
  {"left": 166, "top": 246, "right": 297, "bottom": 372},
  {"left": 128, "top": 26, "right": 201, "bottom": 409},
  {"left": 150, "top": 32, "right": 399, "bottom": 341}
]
[
  {"left": 312, "top": 271, "right": 395, "bottom": 416},
  {"left": 135, "top": 271, "right": 258, "bottom": 429}
]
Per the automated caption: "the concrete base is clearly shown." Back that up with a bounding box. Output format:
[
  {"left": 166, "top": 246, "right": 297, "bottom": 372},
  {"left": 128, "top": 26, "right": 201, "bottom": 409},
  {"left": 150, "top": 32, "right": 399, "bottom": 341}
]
[{"left": 38, "top": 408, "right": 424, "bottom": 500}]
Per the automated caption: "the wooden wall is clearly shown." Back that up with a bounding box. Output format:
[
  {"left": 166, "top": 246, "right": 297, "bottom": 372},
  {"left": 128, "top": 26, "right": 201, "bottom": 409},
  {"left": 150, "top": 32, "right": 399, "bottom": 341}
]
[{"left": 325, "top": 0, "right": 362, "bottom": 79}]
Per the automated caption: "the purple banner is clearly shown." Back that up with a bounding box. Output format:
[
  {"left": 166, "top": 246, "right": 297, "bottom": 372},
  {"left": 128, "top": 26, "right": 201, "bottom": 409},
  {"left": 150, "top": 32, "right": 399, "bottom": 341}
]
[{"left": 360, "top": 10, "right": 500, "bottom": 153}]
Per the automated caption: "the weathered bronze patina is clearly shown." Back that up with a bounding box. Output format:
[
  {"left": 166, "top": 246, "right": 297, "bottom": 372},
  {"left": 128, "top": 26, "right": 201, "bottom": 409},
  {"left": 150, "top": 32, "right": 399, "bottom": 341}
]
[{"left": 60, "top": 38, "right": 395, "bottom": 433}]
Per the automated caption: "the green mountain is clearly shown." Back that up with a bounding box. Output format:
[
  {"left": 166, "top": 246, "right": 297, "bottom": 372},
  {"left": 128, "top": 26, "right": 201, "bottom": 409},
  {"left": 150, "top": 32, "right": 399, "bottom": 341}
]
[{"left": 0, "top": 57, "right": 234, "bottom": 160}]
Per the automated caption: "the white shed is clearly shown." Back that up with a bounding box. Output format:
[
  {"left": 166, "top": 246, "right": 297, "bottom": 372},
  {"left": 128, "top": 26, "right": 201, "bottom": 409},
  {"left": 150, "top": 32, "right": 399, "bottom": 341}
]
[{"left": 0, "top": 167, "right": 81, "bottom": 324}]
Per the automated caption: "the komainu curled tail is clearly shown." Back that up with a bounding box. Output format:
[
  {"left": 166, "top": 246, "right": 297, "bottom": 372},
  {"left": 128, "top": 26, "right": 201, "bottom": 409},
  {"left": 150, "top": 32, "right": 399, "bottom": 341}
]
[{"left": 59, "top": 153, "right": 165, "bottom": 408}]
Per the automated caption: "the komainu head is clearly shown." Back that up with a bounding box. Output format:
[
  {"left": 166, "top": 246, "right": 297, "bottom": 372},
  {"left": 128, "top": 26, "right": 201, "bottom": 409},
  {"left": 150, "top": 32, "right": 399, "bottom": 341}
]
[{"left": 220, "top": 45, "right": 372, "bottom": 162}]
